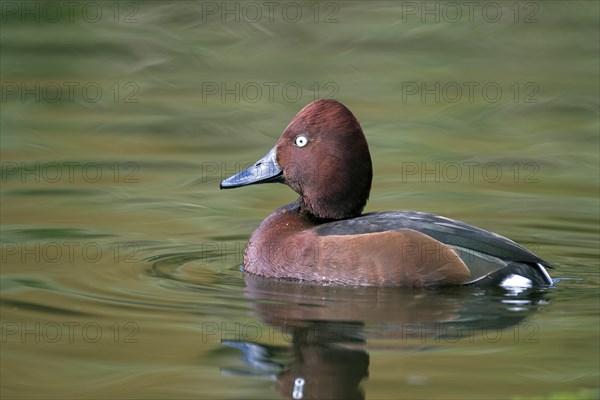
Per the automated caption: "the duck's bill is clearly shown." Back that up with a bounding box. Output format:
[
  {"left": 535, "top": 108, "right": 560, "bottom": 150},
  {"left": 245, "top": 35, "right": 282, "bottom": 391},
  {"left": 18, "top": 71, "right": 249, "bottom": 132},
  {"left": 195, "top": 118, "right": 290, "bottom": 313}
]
[{"left": 220, "top": 147, "right": 283, "bottom": 189}]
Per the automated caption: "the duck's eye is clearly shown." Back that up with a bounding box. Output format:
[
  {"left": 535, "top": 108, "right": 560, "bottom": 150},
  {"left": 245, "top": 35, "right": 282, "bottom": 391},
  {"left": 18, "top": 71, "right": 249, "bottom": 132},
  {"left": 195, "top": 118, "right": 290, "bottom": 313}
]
[{"left": 294, "top": 135, "right": 308, "bottom": 147}]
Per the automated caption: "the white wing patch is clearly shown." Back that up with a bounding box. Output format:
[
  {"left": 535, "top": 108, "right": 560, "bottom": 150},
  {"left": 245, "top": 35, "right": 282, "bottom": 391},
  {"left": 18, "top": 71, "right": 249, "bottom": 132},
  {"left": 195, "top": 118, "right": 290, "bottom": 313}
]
[{"left": 501, "top": 274, "right": 532, "bottom": 289}]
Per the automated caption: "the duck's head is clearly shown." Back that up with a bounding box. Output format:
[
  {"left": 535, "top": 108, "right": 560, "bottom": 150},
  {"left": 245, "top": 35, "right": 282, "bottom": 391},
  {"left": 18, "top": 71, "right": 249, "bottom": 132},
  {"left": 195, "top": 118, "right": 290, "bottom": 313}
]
[{"left": 221, "top": 99, "right": 373, "bottom": 220}]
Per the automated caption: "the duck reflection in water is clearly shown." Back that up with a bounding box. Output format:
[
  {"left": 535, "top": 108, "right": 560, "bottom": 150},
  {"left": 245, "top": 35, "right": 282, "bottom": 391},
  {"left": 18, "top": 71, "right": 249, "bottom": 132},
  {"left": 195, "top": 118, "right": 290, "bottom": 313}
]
[{"left": 221, "top": 274, "right": 550, "bottom": 400}]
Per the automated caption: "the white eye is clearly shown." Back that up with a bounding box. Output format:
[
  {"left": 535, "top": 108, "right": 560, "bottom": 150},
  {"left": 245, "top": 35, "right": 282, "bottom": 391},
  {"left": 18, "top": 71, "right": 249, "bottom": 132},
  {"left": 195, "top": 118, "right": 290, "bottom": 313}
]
[{"left": 294, "top": 135, "right": 308, "bottom": 147}]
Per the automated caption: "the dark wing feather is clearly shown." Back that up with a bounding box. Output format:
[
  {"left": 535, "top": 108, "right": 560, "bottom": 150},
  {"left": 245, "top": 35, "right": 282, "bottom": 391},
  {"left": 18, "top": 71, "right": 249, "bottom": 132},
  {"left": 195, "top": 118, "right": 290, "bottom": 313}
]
[{"left": 315, "top": 211, "right": 556, "bottom": 269}]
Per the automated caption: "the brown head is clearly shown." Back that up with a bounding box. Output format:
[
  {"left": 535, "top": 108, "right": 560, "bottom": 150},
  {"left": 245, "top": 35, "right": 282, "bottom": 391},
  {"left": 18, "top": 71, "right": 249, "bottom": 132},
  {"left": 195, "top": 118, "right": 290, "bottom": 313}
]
[{"left": 221, "top": 100, "right": 373, "bottom": 220}]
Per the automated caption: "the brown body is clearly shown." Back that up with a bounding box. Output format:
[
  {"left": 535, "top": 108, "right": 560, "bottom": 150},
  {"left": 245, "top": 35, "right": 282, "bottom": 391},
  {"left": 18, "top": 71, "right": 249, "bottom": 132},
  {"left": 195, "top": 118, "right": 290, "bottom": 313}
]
[{"left": 244, "top": 201, "right": 470, "bottom": 286}]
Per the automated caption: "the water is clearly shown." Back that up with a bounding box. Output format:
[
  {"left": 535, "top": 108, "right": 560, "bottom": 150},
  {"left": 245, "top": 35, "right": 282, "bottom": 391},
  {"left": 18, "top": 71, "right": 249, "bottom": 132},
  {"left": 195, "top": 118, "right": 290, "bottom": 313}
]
[{"left": 1, "top": 1, "right": 599, "bottom": 399}]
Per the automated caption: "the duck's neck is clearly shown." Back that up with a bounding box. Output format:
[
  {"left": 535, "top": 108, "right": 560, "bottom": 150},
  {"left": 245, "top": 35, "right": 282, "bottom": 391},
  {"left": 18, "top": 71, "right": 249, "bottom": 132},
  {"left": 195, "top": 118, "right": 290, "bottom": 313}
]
[
  {"left": 300, "top": 189, "right": 368, "bottom": 219},
  {"left": 262, "top": 199, "right": 320, "bottom": 233},
  {"left": 297, "top": 198, "right": 342, "bottom": 224}
]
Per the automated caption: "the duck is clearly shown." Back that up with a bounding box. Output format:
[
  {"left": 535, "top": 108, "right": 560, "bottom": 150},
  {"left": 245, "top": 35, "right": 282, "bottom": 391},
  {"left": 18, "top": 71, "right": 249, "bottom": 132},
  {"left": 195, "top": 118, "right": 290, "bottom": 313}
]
[{"left": 220, "top": 99, "right": 555, "bottom": 287}]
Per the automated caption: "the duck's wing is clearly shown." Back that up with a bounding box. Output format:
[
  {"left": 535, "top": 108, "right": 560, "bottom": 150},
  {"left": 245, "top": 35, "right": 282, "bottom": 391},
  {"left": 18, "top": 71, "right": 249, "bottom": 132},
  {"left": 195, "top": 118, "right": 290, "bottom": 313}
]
[{"left": 315, "top": 211, "right": 555, "bottom": 285}]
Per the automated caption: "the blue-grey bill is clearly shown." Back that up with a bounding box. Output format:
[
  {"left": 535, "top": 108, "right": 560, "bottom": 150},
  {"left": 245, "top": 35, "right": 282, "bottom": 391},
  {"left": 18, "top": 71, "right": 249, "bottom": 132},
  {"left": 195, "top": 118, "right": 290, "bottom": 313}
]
[{"left": 220, "top": 147, "right": 283, "bottom": 189}]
